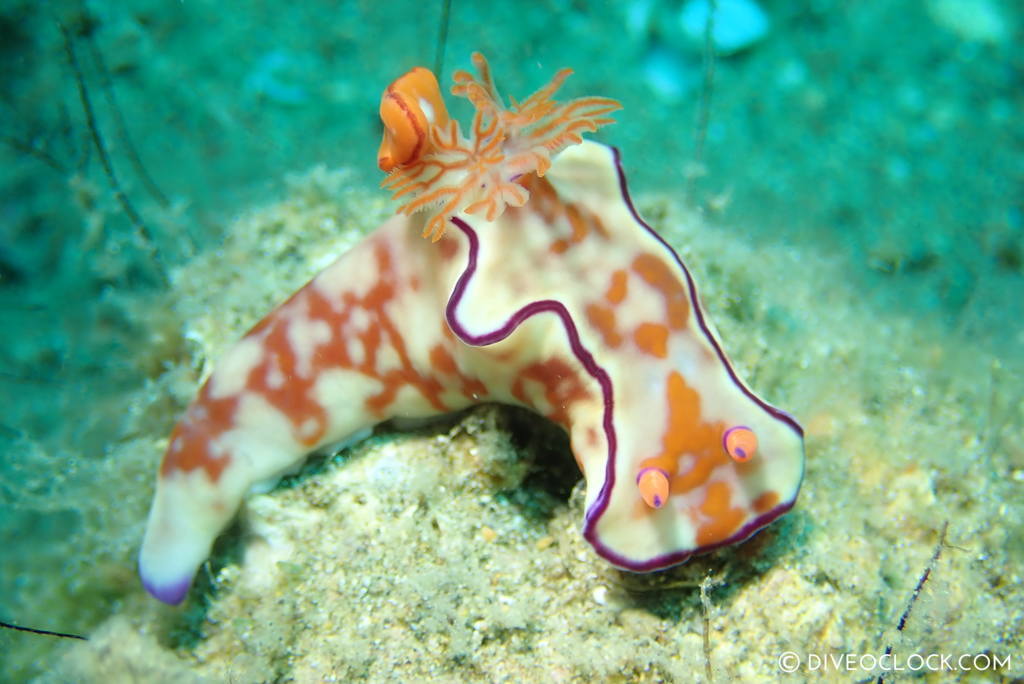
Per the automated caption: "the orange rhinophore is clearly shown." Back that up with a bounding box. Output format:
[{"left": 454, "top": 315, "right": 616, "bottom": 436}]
[
  {"left": 637, "top": 467, "right": 670, "bottom": 509},
  {"left": 378, "top": 52, "right": 622, "bottom": 241},
  {"left": 723, "top": 426, "right": 758, "bottom": 462},
  {"left": 378, "top": 67, "right": 450, "bottom": 172}
]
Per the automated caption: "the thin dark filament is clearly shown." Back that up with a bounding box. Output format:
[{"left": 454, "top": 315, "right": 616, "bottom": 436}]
[
  {"left": 876, "top": 520, "right": 949, "bottom": 684},
  {"left": 0, "top": 619, "right": 87, "bottom": 641},
  {"left": 434, "top": 0, "right": 452, "bottom": 78},
  {"left": 61, "top": 22, "right": 168, "bottom": 287},
  {"left": 79, "top": 14, "right": 171, "bottom": 210},
  {"left": 687, "top": 0, "right": 717, "bottom": 204}
]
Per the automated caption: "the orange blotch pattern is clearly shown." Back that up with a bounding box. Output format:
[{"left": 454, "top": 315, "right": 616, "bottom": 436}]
[
  {"left": 585, "top": 303, "right": 622, "bottom": 348},
  {"left": 429, "top": 343, "right": 457, "bottom": 374},
  {"left": 437, "top": 233, "right": 459, "bottom": 260},
  {"left": 696, "top": 481, "right": 746, "bottom": 546},
  {"left": 640, "top": 371, "right": 726, "bottom": 488},
  {"left": 633, "top": 322, "right": 669, "bottom": 359},
  {"left": 605, "top": 269, "right": 628, "bottom": 305},
  {"left": 247, "top": 302, "right": 330, "bottom": 446},
  {"left": 161, "top": 241, "right": 464, "bottom": 482},
  {"left": 429, "top": 342, "right": 489, "bottom": 400},
  {"left": 161, "top": 385, "right": 237, "bottom": 481},
  {"left": 549, "top": 201, "right": 597, "bottom": 255},
  {"left": 333, "top": 244, "right": 448, "bottom": 416},
  {"left": 632, "top": 254, "right": 689, "bottom": 329},
  {"left": 635, "top": 371, "right": 751, "bottom": 545},
  {"left": 508, "top": 174, "right": 610, "bottom": 256},
  {"left": 752, "top": 490, "right": 780, "bottom": 514},
  {"left": 521, "top": 172, "right": 563, "bottom": 225},
  {"left": 511, "top": 358, "right": 590, "bottom": 430}
]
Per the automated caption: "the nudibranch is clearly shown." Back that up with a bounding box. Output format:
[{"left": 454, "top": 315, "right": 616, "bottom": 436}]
[{"left": 139, "top": 52, "right": 804, "bottom": 605}]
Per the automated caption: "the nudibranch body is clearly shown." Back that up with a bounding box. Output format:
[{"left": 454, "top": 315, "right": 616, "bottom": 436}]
[{"left": 140, "top": 54, "right": 804, "bottom": 605}]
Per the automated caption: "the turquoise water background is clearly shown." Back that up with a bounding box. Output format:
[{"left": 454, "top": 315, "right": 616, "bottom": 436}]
[{"left": 1, "top": 0, "right": 1020, "bottom": 680}]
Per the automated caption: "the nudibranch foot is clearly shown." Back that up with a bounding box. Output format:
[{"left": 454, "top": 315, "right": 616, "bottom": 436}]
[{"left": 140, "top": 53, "right": 803, "bottom": 605}]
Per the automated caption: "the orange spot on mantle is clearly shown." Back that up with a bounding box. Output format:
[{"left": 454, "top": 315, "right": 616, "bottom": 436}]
[
  {"left": 696, "top": 481, "right": 746, "bottom": 546},
  {"left": 752, "top": 490, "right": 780, "bottom": 514},
  {"left": 633, "top": 322, "right": 669, "bottom": 359},
  {"left": 605, "top": 269, "right": 628, "bottom": 305},
  {"left": 632, "top": 253, "right": 689, "bottom": 329},
  {"left": 585, "top": 303, "right": 622, "bottom": 348},
  {"left": 437, "top": 233, "right": 459, "bottom": 260}
]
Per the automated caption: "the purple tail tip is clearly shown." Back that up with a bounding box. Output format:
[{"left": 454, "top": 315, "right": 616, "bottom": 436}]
[{"left": 141, "top": 572, "right": 192, "bottom": 605}]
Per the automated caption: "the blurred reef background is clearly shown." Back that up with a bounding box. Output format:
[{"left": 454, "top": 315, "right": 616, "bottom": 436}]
[{"left": 1, "top": 0, "right": 1021, "bottom": 681}]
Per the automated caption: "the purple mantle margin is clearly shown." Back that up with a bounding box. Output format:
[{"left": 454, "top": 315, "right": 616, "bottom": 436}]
[{"left": 445, "top": 145, "right": 805, "bottom": 572}]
